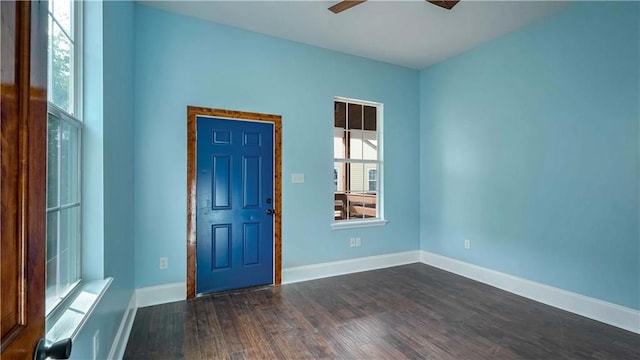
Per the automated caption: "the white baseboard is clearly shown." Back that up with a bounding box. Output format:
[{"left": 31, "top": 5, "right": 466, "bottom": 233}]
[
  {"left": 136, "top": 282, "right": 186, "bottom": 308},
  {"left": 131, "top": 252, "right": 419, "bottom": 307},
  {"left": 282, "top": 250, "right": 420, "bottom": 284},
  {"left": 420, "top": 251, "right": 640, "bottom": 334},
  {"left": 107, "top": 293, "right": 137, "bottom": 360}
]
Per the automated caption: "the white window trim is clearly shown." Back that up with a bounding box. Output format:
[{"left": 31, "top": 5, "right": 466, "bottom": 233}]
[
  {"left": 332, "top": 96, "right": 386, "bottom": 230},
  {"left": 331, "top": 218, "right": 388, "bottom": 230}
]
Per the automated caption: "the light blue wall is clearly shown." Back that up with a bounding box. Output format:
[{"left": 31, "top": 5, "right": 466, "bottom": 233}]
[
  {"left": 133, "top": 5, "right": 420, "bottom": 288},
  {"left": 419, "top": 2, "right": 639, "bottom": 309},
  {"left": 81, "top": 0, "right": 104, "bottom": 281},
  {"left": 103, "top": 0, "right": 135, "bottom": 299},
  {"left": 71, "top": 1, "right": 136, "bottom": 359}
]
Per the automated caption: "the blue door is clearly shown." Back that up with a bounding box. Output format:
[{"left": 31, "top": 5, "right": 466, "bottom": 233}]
[{"left": 196, "top": 117, "right": 274, "bottom": 294}]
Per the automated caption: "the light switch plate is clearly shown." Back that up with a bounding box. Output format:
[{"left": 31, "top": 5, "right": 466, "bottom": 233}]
[{"left": 291, "top": 173, "right": 305, "bottom": 184}]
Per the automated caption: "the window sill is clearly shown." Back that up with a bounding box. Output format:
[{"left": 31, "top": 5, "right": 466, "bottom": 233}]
[
  {"left": 331, "top": 219, "right": 388, "bottom": 230},
  {"left": 45, "top": 277, "right": 113, "bottom": 342}
]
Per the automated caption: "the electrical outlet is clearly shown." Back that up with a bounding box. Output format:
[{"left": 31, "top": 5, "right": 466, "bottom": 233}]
[
  {"left": 356, "top": 237, "right": 361, "bottom": 247},
  {"left": 93, "top": 330, "right": 100, "bottom": 360},
  {"left": 350, "top": 238, "right": 356, "bottom": 247},
  {"left": 159, "top": 256, "right": 168, "bottom": 270},
  {"left": 464, "top": 239, "right": 471, "bottom": 249}
]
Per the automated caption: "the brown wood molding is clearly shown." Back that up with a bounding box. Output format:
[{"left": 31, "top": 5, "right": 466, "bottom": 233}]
[{"left": 186, "top": 106, "right": 282, "bottom": 299}]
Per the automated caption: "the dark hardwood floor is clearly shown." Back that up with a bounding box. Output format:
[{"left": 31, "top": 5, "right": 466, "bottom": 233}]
[{"left": 123, "top": 264, "right": 640, "bottom": 359}]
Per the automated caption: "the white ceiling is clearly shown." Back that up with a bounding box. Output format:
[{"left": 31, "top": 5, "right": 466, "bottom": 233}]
[{"left": 140, "top": 0, "right": 567, "bottom": 69}]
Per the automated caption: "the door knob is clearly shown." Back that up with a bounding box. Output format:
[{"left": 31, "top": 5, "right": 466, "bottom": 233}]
[
  {"left": 266, "top": 209, "right": 275, "bottom": 215},
  {"left": 34, "top": 338, "right": 72, "bottom": 360}
]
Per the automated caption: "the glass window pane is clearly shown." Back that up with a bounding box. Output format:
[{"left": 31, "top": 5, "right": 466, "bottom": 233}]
[
  {"left": 52, "top": 22, "right": 73, "bottom": 113},
  {"left": 46, "top": 257, "right": 58, "bottom": 308},
  {"left": 347, "top": 103, "right": 362, "bottom": 130},
  {"left": 347, "top": 193, "right": 365, "bottom": 220},
  {"left": 52, "top": 0, "right": 72, "bottom": 37},
  {"left": 349, "top": 163, "right": 365, "bottom": 193},
  {"left": 334, "top": 101, "right": 346, "bottom": 129},
  {"left": 362, "top": 130, "right": 377, "bottom": 161},
  {"left": 348, "top": 130, "right": 363, "bottom": 160},
  {"left": 59, "top": 206, "right": 79, "bottom": 291},
  {"left": 334, "top": 162, "right": 345, "bottom": 192},
  {"left": 363, "top": 191, "right": 377, "bottom": 218},
  {"left": 47, "top": 114, "right": 60, "bottom": 208},
  {"left": 363, "top": 105, "right": 376, "bottom": 131},
  {"left": 47, "top": 211, "right": 58, "bottom": 262},
  {"left": 347, "top": 192, "right": 377, "bottom": 220},
  {"left": 60, "top": 122, "right": 78, "bottom": 205},
  {"left": 334, "top": 129, "right": 345, "bottom": 159}
]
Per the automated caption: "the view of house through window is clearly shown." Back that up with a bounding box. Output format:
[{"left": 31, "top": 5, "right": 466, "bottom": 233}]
[
  {"left": 46, "top": 0, "right": 82, "bottom": 314},
  {"left": 333, "top": 98, "right": 381, "bottom": 222}
]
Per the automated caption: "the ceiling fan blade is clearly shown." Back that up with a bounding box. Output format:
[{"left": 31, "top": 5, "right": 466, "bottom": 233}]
[
  {"left": 329, "top": 1, "right": 367, "bottom": 14},
  {"left": 427, "top": 1, "right": 460, "bottom": 10}
]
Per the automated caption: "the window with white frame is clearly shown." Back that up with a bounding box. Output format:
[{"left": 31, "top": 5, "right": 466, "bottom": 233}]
[
  {"left": 46, "top": 0, "right": 82, "bottom": 314},
  {"left": 333, "top": 98, "right": 382, "bottom": 222}
]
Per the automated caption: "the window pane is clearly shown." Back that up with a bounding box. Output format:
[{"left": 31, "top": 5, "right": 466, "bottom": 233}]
[
  {"left": 334, "top": 129, "right": 345, "bottom": 159},
  {"left": 60, "top": 121, "right": 78, "bottom": 205},
  {"left": 347, "top": 194, "right": 361, "bottom": 219},
  {"left": 334, "top": 162, "right": 345, "bottom": 192},
  {"left": 348, "top": 131, "right": 377, "bottom": 161},
  {"left": 347, "top": 103, "right": 362, "bottom": 130},
  {"left": 362, "top": 130, "right": 377, "bottom": 161},
  {"left": 334, "top": 101, "right": 346, "bottom": 129},
  {"left": 52, "top": 22, "right": 73, "bottom": 113},
  {"left": 59, "top": 206, "right": 79, "bottom": 291},
  {"left": 47, "top": 211, "right": 58, "bottom": 262},
  {"left": 363, "top": 105, "right": 376, "bottom": 131},
  {"left": 46, "top": 211, "right": 59, "bottom": 306},
  {"left": 47, "top": 114, "right": 60, "bottom": 208},
  {"left": 349, "top": 163, "right": 365, "bottom": 193},
  {"left": 348, "top": 130, "right": 362, "bottom": 160},
  {"left": 46, "top": 256, "right": 57, "bottom": 308},
  {"left": 52, "top": 0, "right": 72, "bottom": 37}
]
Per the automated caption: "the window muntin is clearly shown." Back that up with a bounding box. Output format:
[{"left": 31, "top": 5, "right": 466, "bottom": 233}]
[
  {"left": 46, "top": 0, "right": 82, "bottom": 314},
  {"left": 333, "top": 99, "right": 382, "bottom": 222}
]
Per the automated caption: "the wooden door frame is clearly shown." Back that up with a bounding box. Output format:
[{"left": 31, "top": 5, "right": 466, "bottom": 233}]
[{"left": 186, "top": 106, "right": 282, "bottom": 299}]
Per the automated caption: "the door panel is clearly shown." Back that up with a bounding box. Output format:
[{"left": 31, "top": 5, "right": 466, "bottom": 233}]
[
  {"left": 212, "top": 224, "right": 231, "bottom": 269},
  {"left": 196, "top": 117, "right": 274, "bottom": 294},
  {"left": 243, "top": 156, "right": 261, "bottom": 207},
  {"left": 1, "top": 0, "right": 48, "bottom": 358},
  {"left": 212, "top": 155, "right": 231, "bottom": 209}
]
